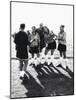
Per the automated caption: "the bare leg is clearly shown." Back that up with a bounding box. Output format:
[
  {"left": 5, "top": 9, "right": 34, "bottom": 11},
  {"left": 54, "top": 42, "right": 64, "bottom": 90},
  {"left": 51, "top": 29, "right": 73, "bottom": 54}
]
[
  {"left": 51, "top": 49, "right": 55, "bottom": 55},
  {"left": 60, "top": 51, "right": 63, "bottom": 57},
  {"left": 23, "top": 59, "right": 30, "bottom": 78},
  {"left": 63, "top": 51, "right": 66, "bottom": 58},
  {"left": 45, "top": 48, "right": 49, "bottom": 55},
  {"left": 37, "top": 53, "right": 40, "bottom": 57},
  {"left": 32, "top": 53, "right": 34, "bottom": 58},
  {"left": 23, "top": 59, "right": 28, "bottom": 72},
  {"left": 19, "top": 60, "right": 23, "bottom": 71}
]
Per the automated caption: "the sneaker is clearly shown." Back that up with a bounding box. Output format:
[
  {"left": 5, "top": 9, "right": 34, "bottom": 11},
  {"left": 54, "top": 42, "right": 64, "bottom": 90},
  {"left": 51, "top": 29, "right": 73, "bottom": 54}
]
[{"left": 19, "top": 71, "right": 25, "bottom": 80}]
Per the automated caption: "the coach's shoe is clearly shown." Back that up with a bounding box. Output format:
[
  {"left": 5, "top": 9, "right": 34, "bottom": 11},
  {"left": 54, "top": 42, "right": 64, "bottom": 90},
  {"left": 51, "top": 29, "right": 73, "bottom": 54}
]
[{"left": 19, "top": 71, "right": 25, "bottom": 80}]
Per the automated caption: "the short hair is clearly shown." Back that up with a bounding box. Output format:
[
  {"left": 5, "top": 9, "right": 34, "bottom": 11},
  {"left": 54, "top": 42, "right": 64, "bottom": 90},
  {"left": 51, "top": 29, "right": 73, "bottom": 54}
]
[
  {"left": 40, "top": 23, "right": 43, "bottom": 26},
  {"left": 32, "top": 26, "right": 36, "bottom": 29},
  {"left": 20, "top": 24, "right": 25, "bottom": 29},
  {"left": 60, "top": 25, "right": 65, "bottom": 28}
]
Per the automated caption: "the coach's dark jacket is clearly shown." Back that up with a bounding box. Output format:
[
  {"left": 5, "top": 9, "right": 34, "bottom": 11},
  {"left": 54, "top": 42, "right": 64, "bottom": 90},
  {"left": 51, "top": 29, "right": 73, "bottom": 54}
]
[
  {"left": 14, "top": 31, "right": 29, "bottom": 59},
  {"left": 36, "top": 28, "right": 45, "bottom": 50}
]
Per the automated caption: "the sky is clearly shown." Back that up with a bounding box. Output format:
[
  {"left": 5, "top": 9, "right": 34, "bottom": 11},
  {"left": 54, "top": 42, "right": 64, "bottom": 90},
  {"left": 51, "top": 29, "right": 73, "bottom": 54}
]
[{"left": 11, "top": 2, "right": 73, "bottom": 45}]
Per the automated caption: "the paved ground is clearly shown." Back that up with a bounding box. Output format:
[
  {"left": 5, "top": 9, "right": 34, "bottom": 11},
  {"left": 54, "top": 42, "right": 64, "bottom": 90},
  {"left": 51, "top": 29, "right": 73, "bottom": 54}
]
[{"left": 11, "top": 58, "right": 74, "bottom": 98}]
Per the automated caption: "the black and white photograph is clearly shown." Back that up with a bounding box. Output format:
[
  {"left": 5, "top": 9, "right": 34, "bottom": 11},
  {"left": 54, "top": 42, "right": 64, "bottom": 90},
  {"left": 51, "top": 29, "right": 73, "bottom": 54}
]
[{"left": 10, "top": 1, "right": 74, "bottom": 99}]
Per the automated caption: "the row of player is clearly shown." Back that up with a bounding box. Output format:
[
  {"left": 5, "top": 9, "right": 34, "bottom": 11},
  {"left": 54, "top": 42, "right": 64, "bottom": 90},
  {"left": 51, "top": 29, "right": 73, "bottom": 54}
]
[{"left": 13, "top": 23, "right": 67, "bottom": 79}]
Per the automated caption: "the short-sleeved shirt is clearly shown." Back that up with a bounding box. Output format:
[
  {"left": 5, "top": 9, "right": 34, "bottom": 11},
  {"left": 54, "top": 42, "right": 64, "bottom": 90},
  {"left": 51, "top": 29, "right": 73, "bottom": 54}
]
[
  {"left": 47, "top": 33, "right": 56, "bottom": 44},
  {"left": 29, "top": 32, "right": 40, "bottom": 47},
  {"left": 58, "top": 31, "right": 66, "bottom": 45}
]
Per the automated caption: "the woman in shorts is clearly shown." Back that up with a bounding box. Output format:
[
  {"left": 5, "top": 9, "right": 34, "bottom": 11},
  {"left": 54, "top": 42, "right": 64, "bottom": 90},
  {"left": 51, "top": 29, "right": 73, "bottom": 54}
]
[
  {"left": 29, "top": 26, "right": 40, "bottom": 58},
  {"left": 58, "top": 25, "right": 66, "bottom": 58},
  {"left": 45, "top": 30, "right": 57, "bottom": 57}
]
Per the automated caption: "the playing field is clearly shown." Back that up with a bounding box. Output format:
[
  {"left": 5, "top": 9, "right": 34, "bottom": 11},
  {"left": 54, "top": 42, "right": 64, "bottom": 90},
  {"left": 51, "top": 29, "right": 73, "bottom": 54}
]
[{"left": 10, "top": 40, "right": 74, "bottom": 98}]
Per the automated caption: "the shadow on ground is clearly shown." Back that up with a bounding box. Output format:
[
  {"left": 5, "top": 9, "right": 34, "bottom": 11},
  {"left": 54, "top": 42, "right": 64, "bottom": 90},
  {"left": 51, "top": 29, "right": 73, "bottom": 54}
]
[{"left": 21, "top": 64, "right": 74, "bottom": 98}]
